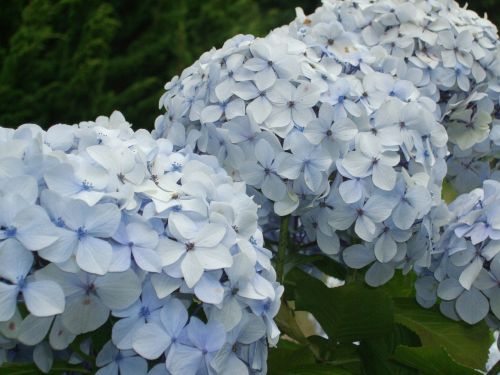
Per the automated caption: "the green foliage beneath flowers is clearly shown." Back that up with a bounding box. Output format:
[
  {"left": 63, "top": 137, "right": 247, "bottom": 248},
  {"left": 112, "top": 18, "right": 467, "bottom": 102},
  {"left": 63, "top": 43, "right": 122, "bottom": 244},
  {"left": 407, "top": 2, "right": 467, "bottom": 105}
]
[{"left": 271, "top": 253, "right": 493, "bottom": 375}]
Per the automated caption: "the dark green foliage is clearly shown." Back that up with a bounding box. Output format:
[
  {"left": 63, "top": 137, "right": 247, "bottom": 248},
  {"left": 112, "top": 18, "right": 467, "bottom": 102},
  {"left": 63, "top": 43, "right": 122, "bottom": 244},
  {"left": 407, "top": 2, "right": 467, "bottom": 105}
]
[
  {"left": 0, "top": 0, "right": 320, "bottom": 129},
  {"left": 0, "top": 0, "right": 496, "bottom": 128},
  {"left": 273, "top": 266, "right": 492, "bottom": 375}
]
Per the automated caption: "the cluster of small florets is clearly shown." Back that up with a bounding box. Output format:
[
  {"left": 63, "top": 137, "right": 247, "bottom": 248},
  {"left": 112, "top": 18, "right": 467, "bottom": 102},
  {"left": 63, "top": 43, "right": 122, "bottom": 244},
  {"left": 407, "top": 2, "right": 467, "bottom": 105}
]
[
  {"left": 156, "top": 0, "right": 498, "bottom": 288},
  {"left": 415, "top": 179, "right": 500, "bottom": 325},
  {"left": 0, "top": 112, "right": 281, "bottom": 374}
]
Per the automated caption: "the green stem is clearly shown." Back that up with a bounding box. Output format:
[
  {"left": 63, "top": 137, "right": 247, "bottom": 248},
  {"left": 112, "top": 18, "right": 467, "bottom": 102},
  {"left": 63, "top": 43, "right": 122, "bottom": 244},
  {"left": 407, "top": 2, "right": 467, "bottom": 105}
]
[{"left": 277, "top": 215, "right": 290, "bottom": 284}]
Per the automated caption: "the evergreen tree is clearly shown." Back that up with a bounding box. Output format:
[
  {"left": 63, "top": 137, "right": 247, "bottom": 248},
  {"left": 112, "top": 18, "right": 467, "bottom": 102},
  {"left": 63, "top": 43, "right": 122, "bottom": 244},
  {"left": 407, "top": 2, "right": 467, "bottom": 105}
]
[{"left": 0, "top": 0, "right": 495, "bottom": 129}]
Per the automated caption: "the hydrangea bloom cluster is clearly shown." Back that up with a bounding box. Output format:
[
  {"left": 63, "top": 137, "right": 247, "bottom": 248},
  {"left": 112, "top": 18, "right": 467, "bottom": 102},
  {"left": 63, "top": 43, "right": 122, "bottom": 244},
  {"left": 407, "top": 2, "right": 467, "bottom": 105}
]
[
  {"left": 415, "top": 179, "right": 500, "bottom": 325},
  {"left": 0, "top": 112, "right": 281, "bottom": 374},
  {"left": 155, "top": 0, "right": 500, "bottom": 286}
]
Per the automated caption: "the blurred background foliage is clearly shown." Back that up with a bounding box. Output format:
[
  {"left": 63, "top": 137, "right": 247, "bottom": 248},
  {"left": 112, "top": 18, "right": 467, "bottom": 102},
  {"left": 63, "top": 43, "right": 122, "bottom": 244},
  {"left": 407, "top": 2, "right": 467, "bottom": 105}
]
[{"left": 0, "top": 0, "right": 497, "bottom": 129}]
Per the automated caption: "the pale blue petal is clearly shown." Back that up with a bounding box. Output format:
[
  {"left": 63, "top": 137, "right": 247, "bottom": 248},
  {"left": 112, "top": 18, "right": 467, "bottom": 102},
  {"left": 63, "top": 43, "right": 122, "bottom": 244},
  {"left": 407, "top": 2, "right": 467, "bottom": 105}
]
[
  {"left": 119, "top": 357, "right": 148, "bottom": 375},
  {"left": 181, "top": 252, "right": 204, "bottom": 288},
  {"left": 456, "top": 288, "right": 489, "bottom": 324},
  {"left": 132, "top": 322, "right": 171, "bottom": 360},
  {"left": 458, "top": 257, "right": 483, "bottom": 290},
  {"left": 33, "top": 342, "right": 53, "bottom": 373},
  {"left": 437, "top": 278, "right": 464, "bottom": 301},
  {"left": 374, "top": 232, "right": 397, "bottom": 263},
  {"left": 76, "top": 236, "right": 113, "bottom": 275},
  {"left": 0, "top": 239, "right": 33, "bottom": 281},
  {"left": 194, "top": 273, "right": 224, "bottom": 304},
  {"left": 0, "top": 282, "right": 18, "bottom": 322},
  {"left": 85, "top": 204, "right": 121, "bottom": 237},
  {"left": 49, "top": 315, "right": 76, "bottom": 350},
  {"left": 166, "top": 343, "right": 203, "bottom": 375},
  {"left": 95, "top": 269, "right": 141, "bottom": 310},
  {"left": 62, "top": 294, "right": 109, "bottom": 334},
  {"left": 342, "top": 245, "right": 374, "bottom": 269},
  {"left": 151, "top": 274, "right": 182, "bottom": 299},
  {"left": 112, "top": 315, "right": 144, "bottom": 350},
  {"left": 365, "top": 262, "right": 394, "bottom": 287},
  {"left": 160, "top": 299, "right": 188, "bottom": 338},
  {"left": 17, "top": 315, "right": 52, "bottom": 345},
  {"left": 23, "top": 280, "right": 65, "bottom": 317}
]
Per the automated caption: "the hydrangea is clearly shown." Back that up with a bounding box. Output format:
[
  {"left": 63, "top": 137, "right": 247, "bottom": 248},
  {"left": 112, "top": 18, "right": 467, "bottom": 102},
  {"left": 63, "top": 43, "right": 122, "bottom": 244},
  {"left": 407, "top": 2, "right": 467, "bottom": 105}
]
[
  {"left": 0, "top": 112, "right": 281, "bottom": 374},
  {"left": 416, "top": 180, "right": 500, "bottom": 325},
  {"left": 1, "top": 0, "right": 500, "bottom": 373},
  {"left": 155, "top": 0, "right": 485, "bottom": 287}
]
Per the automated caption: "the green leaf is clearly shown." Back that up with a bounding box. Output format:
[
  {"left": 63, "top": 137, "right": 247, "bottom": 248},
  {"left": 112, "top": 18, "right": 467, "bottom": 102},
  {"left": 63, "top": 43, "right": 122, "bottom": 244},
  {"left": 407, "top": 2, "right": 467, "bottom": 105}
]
[
  {"left": 312, "top": 256, "right": 347, "bottom": 280},
  {"left": 275, "top": 302, "right": 309, "bottom": 345},
  {"left": 394, "top": 298, "right": 491, "bottom": 369},
  {"left": 442, "top": 179, "right": 459, "bottom": 204},
  {"left": 392, "top": 346, "right": 482, "bottom": 375},
  {"left": 268, "top": 341, "right": 316, "bottom": 375},
  {"left": 359, "top": 324, "right": 420, "bottom": 375},
  {"left": 291, "top": 269, "right": 394, "bottom": 342},
  {"left": 379, "top": 271, "right": 416, "bottom": 298},
  {"left": 269, "top": 343, "right": 353, "bottom": 375}
]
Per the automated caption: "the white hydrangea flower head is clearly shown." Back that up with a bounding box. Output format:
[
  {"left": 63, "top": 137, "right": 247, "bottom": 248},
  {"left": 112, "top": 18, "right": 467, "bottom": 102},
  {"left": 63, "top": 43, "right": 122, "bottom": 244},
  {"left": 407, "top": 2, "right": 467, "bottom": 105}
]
[
  {"left": 0, "top": 112, "right": 281, "bottom": 375},
  {"left": 154, "top": 0, "right": 498, "bottom": 287}
]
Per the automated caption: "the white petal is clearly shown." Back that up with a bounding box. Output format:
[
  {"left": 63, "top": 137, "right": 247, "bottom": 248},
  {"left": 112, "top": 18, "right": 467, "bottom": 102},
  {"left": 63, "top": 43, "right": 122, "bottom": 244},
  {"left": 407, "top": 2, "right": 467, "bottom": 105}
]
[
  {"left": 76, "top": 237, "right": 113, "bottom": 275},
  {"left": 196, "top": 245, "right": 233, "bottom": 270},
  {"left": 150, "top": 274, "right": 182, "bottom": 299},
  {"left": 372, "top": 163, "right": 396, "bottom": 191},
  {"left": 23, "top": 280, "right": 65, "bottom": 317},
  {"left": 62, "top": 294, "right": 109, "bottom": 334},
  {"left": 247, "top": 96, "right": 272, "bottom": 124},
  {"left": 342, "top": 152, "right": 372, "bottom": 177},
  {"left": 329, "top": 205, "right": 357, "bottom": 230},
  {"left": 166, "top": 343, "right": 203, "bottom": 375},
  {"left": 18, "top": 315, "right": 52, "bottom": 345},
  {"left": 157, "top": 238, "right": 186, "bottom": 266},
  {"left": 200, "top": 105, "right": 223, "bottom": 124},
  {"left": 266, "top": 107, "right": 292, "bottom": 129},
  {"left": 277, "top": 153, "right": 302, "bottom": 180},
  {"left": 254, "top": 68, "right": 276, "bottom": 92},
  {"left": 0, "top": 239, "right": 33, "bottom": 282},
  {"left": 0, "top": 283, "right": 18, "bottom": 322},
  {"left": 95, "top": 269, "right": 141, "bottom": 310},
  {"left": 181, "top": 253, "right": 204, "bottom": 288},
  {"left": 132, "top": 322, "right": 171, "bottom": 360},
  {"left": 339, "top": 179, "right": 363, "bottom": 204},
  {"left": 194, "top": 273, "right": 224, "bottom": 304},
  {"left": 85, "top": 204, "right": 121, "bottom": 237},
  {"left": 132, "top": 246, "right": 162, "bottom": 273},
  {"left": 261, "top": 174, "right": 286, "bottom": 201},
  {"left": 374, "top": 233, "right": 397, "bottom": 263},
  {"left": 49, "top": 315, "right": 75, "bottom": 350},
  {"left": 34, "top": 342, "right": 53, "bottom": 373},
  {"left": 195, "top": 224, "right": 226, "bottom": 248},
  {"left": 225, "top": 99, "right": 246, "bottom": 120},
  {"left": 459, "top": 257, "right": 483, "bottom": 290}
]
